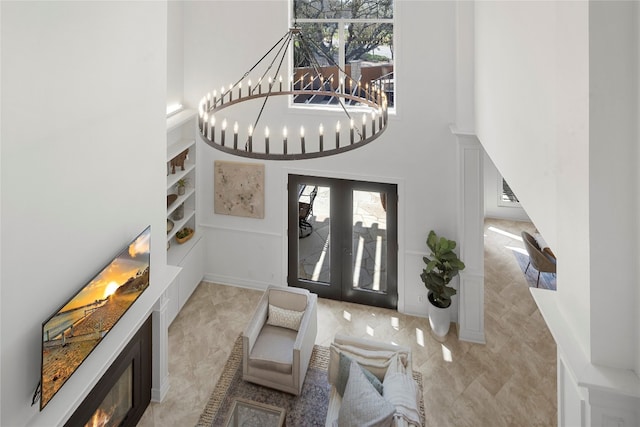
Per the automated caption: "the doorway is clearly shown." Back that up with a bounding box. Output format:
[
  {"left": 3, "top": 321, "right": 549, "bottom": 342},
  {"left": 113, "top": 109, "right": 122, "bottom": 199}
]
[{"left": 287, "top": 175, "right": 398, "bottom": 309}]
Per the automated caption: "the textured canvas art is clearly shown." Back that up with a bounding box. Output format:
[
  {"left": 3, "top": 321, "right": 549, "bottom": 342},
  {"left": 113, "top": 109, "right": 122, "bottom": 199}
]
[{"left": 214, "top": 161, "right": 265, "bottom": 219}]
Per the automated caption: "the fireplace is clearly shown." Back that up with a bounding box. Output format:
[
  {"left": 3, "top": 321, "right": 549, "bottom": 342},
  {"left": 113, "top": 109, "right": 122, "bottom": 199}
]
[{"left": 64, "top": 316, "right": 152, "bottom": 427}]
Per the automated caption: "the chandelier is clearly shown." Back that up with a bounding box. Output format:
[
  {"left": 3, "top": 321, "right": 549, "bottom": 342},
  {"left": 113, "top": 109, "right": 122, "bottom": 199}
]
[{"left": 197, "top": 26, "right": 389, "bottom": 160}]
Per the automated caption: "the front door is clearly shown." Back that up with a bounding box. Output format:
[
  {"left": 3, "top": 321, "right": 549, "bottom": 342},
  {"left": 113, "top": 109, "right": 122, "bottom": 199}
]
[{"left": 287, "top": 175, "right": 398, "bottom": 309}]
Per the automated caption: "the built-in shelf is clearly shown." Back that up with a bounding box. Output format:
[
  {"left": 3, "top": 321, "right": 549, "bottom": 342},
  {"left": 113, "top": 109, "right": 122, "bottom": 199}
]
[
  {"left": 164, "top": 106, "right": 203, "bottom": 327},
  {"left": 166, "top": 110, "right": 197, "bottom": 259},
  {"left": 167, "top": 109, "right": 197, "bottom": 133}
]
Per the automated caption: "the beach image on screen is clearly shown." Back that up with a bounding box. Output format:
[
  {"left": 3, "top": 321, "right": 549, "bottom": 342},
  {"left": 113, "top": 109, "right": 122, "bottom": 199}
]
[{"left": 40, "top": 227, "right": 151, "bottom": 409}]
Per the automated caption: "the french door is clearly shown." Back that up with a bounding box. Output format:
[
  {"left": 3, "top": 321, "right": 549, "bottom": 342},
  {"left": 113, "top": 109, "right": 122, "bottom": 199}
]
[{"left": 287, "top": 175, "right": 397, "bottom": 309}]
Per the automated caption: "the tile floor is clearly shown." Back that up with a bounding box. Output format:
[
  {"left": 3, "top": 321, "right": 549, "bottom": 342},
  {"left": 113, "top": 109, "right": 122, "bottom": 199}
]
[{"left": 137, "top": 218, "right": 557, "bottom": 426}]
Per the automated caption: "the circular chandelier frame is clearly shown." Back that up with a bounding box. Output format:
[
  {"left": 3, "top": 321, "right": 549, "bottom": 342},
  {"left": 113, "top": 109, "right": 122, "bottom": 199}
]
[{"left": 197, "top": 27, "right": 390, "bottom": 160}]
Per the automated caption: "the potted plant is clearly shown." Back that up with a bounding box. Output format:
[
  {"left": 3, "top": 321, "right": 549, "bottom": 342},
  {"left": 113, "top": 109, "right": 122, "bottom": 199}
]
[
  {"left": 176, "top": 178, "right": 190, "bottom": 195},
  {"left": 420, "top": 230, "right": 465, "bottom": 338},
  {"left": 175, "top": 227, "right": 194, "bottom": 244}
]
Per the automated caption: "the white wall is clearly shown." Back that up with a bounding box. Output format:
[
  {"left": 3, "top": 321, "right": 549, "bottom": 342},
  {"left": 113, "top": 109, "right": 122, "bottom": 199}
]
[
  {"left": 183, "top": 0, "right": 460, "bottom": 318},
  {"left": 483, "top": 152, "right": 530, "bottom": 222},
  {"left": 0, "top": 2, "right": 167, "bottom": 425},
  {"left": 587, "top": 0, "right": 638, "bottom": 370},
  {"left": 476, "top": 0, "right": 640, "bottom": 423},
  {"left": 637, "top": 1, "right": 640, "bottom": 378},
  {"left": 475, "top": 0, "right": 591, "bottom": 356},
  {"left": 167, "top": 1, "right": 184, "bottom": 108}
]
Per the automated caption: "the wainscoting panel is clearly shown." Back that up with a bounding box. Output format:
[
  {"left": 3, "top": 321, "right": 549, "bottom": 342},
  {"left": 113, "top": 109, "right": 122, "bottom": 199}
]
[{"left": 202, "top": 225, "right": 284, "bottom": 290}]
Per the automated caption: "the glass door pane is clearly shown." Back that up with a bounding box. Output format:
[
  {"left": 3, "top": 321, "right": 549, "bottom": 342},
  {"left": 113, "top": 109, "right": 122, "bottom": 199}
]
[
  {"left": 297, "top": 185, "right": 331, "bottom": 284},
  {"left": 351, "top": 190, "right": 387, "bottom": 293}
]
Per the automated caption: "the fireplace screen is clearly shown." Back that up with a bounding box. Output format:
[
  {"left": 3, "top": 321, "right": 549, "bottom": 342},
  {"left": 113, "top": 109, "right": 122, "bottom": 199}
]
[{"left": 85, "top": 363, "right": 133, "bottom": 427}]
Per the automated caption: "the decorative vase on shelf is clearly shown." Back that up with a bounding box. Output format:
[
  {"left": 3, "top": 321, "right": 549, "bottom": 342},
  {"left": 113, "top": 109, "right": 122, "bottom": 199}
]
[
  {"left": 176, "top": 178, "right": 189, "bottom": 196},
  {"left": 173, "top": 203, "right": 184, "bottom": 221}
]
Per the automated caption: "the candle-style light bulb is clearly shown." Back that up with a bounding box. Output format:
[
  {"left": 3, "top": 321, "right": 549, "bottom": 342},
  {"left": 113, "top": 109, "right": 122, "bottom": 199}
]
[
  {"left": 221, "top": 86, "right": 226, "bottom": 104},
  {"left": 361, "top": 113, "right": 367, "bottom": 139},
  {"left": 265, "top": 126, "right": 270, "bottom": 154},
  {"left": 233, "top": 121, "right": 239, "bottom": 149},
  {"left": 238, "top": 82, "right": 242, "bottom": 98},
  {"left": 319, "top": 123, "right": 324, "bottom": 152},
  {"left": 206, "top": 92, "right": 211, "bottom": 110},
  {"left": 210, "top": 115, "right": 216, "bottom": 141},
  {"left": 248, "top": 79, "right": 252, "bottom": 95},
  {"left": 268, "top": 76, "right": 273, "bottom": 91},
  {"left": 350, "top": 118, "right": 355, "bottom": 144},
  {"left": 335, "top": 121, "right": 341, "bottom": 148},
  {"left": 300, "top": 126, "right": 306, "bottom": 154},
  {"left": 228, "top": 84, "right": 234, "bottom": 101},
  {"left": 248, "top": 124, "right": 253, "bottom": 152},
  {"left": 279, "top": 75, "right": 283, "bottom": 92},
  {"left": 283, "top": 127, "right": 288, "bottom": 154},
  {"left": 213, "top": 90, "right": 217, "bottom": 106},
  {"left": 371, "top": 110, "right": 376, "bottom": 134},
  {"left": 221, "top": 118, "right": 227, "bottom": 146}
]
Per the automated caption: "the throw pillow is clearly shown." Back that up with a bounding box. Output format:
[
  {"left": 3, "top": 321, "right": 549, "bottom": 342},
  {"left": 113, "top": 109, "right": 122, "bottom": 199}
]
[
  {"left": 337, "top": 360, "right": 396, "bottom": 427},
  {"left": 383, "top": 371, "right": 421, "bottom": 426},
  {"left": 266, "top": 304, "right": 304, "bottom": 331},
  {"left": 336, "top": 353, "right": 383, "bottom": 397}
]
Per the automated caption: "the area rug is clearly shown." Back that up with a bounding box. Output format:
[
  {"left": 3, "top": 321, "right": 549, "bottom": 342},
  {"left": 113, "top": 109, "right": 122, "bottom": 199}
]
[
  {"left": 512, "top": 250, "right": 557, "bottom": 290},
  {"left": 197, "top": 336, "right": 425, "bottom": 427}
]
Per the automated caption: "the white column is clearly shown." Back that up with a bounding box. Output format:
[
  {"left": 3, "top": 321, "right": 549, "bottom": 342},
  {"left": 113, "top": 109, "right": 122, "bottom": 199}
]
[
  {"left": 453, "top": 129, "right": 485, "bottom": 344},
  {"left": 151, "top": 288, "right": 171, "bottom": 402},
  {"left": 452, "top": 1, "right": 484, "bottom": 344}
]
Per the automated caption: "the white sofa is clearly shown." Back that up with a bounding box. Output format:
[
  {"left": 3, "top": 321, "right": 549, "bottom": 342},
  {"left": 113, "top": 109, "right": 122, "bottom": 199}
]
[{"left": 325, "top": 334, "right": 422, "bottom": 427}]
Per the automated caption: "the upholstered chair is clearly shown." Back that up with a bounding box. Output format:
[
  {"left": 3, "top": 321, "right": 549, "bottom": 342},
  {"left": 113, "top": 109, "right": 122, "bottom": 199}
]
[
  {"left": 242, "top": 286, "right": 318, "bottom": 395},
  {"left": 521, "top": 231, "right": 557, "bottom": 287}
]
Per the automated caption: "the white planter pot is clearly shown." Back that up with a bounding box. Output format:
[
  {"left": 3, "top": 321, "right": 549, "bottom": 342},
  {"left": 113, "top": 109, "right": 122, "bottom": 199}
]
[{"left": 428, "top": 295, "right": 452, "bottom": 339}]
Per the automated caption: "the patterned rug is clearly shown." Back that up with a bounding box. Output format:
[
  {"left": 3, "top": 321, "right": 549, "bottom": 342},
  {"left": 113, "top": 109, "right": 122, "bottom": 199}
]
[
  {"left": 197, "top": 335, "right": 425, "bottom": 427},
  {"left": 512, "top": 250, "right": 557, "bottom": 290}
]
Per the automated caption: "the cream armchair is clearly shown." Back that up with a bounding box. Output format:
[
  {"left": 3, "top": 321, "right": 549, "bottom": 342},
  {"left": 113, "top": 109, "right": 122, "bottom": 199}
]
[{"left": 242, "top": 286, "right": 318, "bottom": 395}]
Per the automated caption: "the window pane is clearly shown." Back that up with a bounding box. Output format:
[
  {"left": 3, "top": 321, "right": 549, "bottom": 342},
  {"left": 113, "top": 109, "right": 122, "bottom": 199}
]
[
  {"left": 293, "top": 22, "right": 394, "bottom": 107},
  {"left": 298, "top": 185, "right": 331, "bottom": 284},
  {"left": 294, "top": 0, "right": 393, "bottom": 20},
  {"left": 294, "top": 22, "right": 339, "bottom": 68},
  {"left": 352, "top": 190, "right": 387, "bottom": 293}
]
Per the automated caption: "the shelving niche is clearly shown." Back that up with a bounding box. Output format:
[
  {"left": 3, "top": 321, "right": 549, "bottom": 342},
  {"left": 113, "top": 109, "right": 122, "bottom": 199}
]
[{"left": 165, "top": 108, "right": 204, "bottom": 324}]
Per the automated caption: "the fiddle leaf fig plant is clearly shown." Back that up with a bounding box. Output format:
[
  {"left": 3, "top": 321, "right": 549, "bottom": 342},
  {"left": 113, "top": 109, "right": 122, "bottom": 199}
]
[{"left": 420, "top": 230, "right": 466, "bottom": 309}]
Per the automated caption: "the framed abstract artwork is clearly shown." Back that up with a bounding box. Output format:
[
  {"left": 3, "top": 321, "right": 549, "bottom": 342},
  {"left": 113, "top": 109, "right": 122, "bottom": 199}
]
[{"left": 214, "top": 160, "right": 265, "bottom": 219}]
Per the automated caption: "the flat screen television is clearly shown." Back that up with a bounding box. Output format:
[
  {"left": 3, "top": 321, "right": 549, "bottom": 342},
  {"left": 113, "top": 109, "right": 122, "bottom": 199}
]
[{"left": 40, "top": 226, "right": 151, "bottom": 410}]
